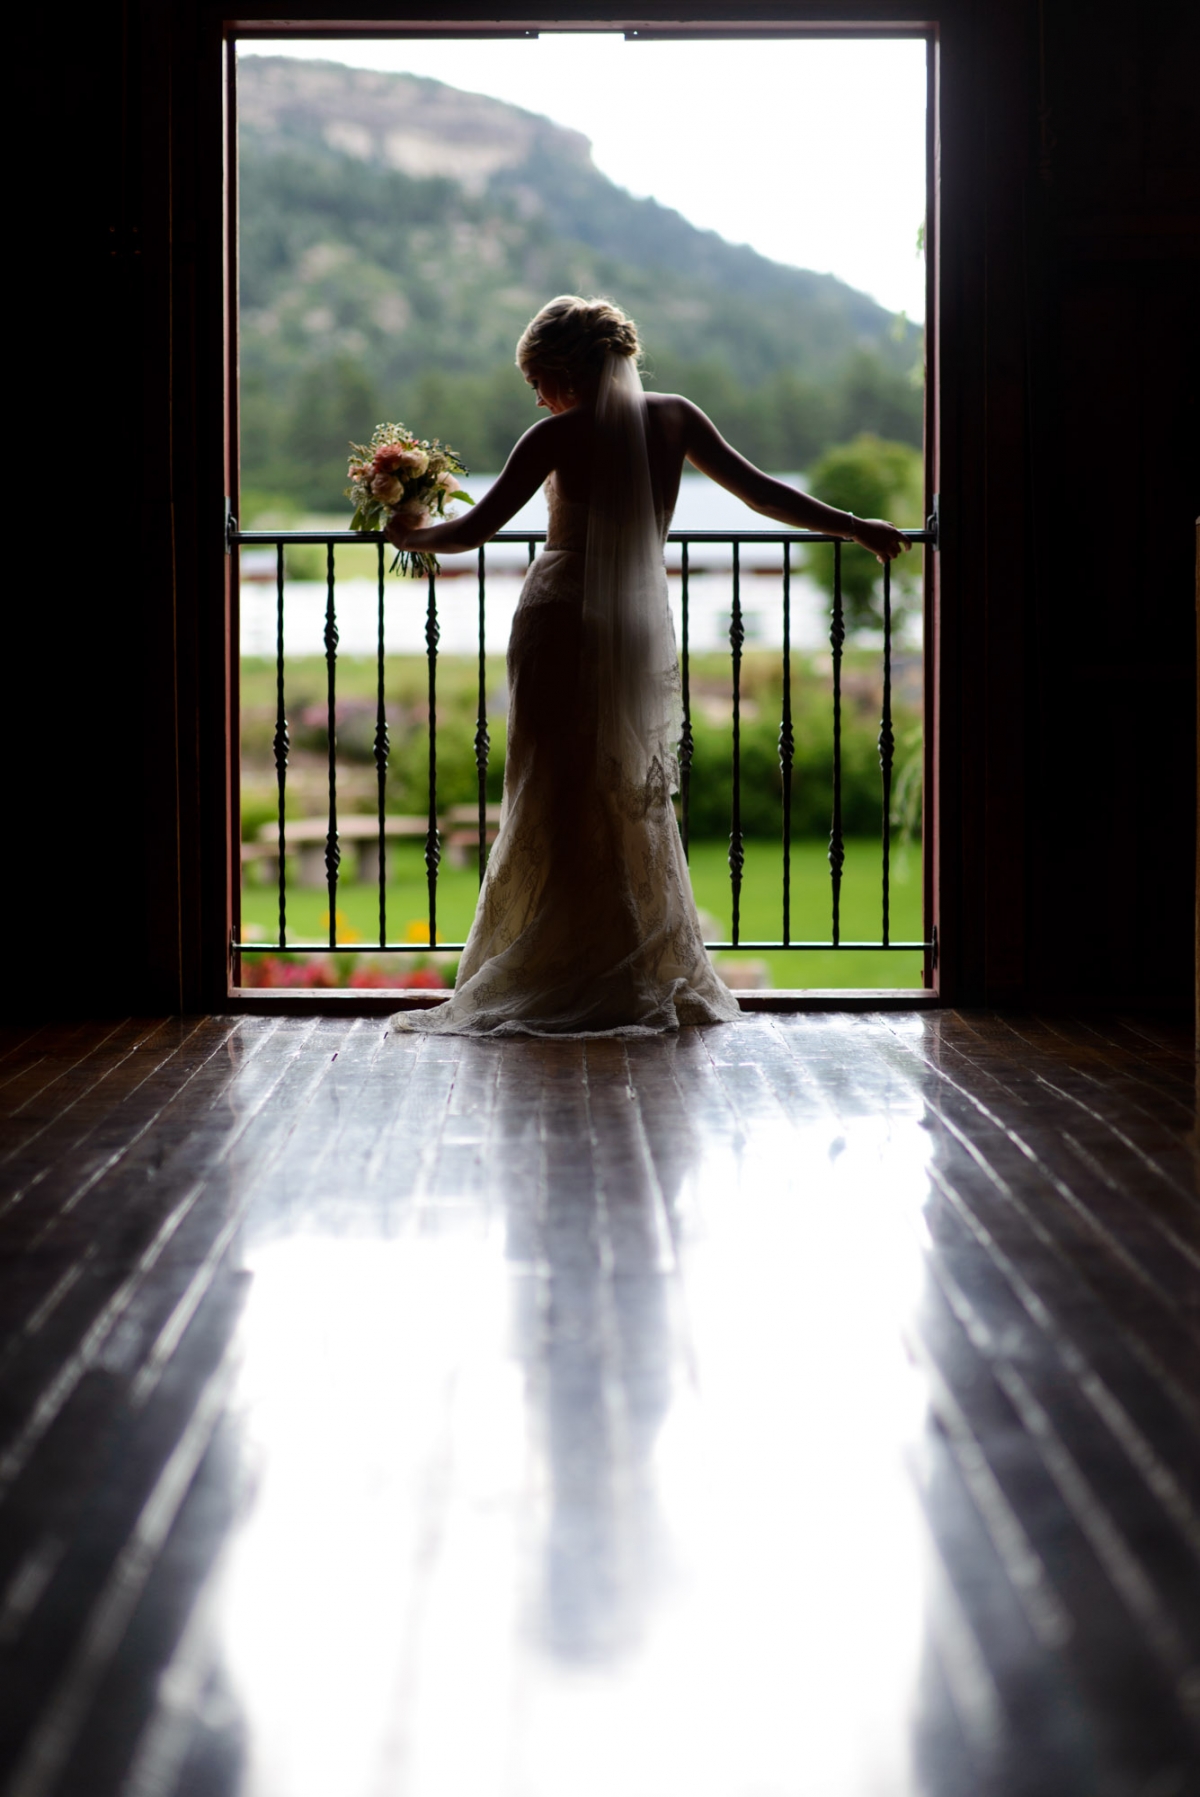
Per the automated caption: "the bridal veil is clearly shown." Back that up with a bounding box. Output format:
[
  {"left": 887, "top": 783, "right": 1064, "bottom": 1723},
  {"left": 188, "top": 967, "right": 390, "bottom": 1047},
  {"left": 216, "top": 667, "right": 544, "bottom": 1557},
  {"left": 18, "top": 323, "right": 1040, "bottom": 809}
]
[{"left": 582, "top": 351, "right": 683, "bottom": 810}]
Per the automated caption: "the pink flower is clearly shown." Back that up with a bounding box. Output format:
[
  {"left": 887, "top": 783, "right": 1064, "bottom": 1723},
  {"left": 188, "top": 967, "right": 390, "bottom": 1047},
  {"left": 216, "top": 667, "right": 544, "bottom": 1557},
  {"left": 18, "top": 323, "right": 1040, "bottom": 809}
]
[
  {"left": 373, "top": 442, "right": 411, "bottom": 472},
  {"left": 372, "top": 474, "right": 404, "bottom": 504}
]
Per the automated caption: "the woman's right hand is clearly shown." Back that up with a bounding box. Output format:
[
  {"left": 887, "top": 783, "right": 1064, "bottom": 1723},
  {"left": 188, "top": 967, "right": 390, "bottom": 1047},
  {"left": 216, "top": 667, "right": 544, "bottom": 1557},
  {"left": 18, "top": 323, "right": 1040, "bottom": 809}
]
[
  {"left": 384, "top": 508, "right": 426, "bottom": 552},
  {"left": 849, "top": 517, "right": 912, "bottom": 564}
]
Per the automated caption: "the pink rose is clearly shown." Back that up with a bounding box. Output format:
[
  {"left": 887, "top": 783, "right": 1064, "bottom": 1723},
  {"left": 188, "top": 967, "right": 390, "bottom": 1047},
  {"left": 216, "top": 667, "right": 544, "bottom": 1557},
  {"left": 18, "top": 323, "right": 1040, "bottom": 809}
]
[
  {"left": 373, "top": 443, "right": 411, "bottom": 472},
  {"left": 372, "top": 474, "right": 404, "bottom": 504},
  {"left": 396, "top": 447, "right": 429, "bottom": 477}
]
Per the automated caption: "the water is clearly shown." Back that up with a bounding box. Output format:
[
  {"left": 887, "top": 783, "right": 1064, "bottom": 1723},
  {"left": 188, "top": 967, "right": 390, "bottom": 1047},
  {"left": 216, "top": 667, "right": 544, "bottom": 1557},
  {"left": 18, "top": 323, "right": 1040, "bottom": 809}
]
[{"left": 239, "top": 473, "right": 920, "bottom": 660}]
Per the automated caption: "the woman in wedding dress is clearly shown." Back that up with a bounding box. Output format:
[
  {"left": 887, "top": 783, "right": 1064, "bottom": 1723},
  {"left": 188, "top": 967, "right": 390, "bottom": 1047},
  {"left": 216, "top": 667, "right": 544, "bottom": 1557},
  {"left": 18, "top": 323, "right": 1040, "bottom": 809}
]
[{"left": 386, "top": 296, "right": 910, "bottom": 1038}]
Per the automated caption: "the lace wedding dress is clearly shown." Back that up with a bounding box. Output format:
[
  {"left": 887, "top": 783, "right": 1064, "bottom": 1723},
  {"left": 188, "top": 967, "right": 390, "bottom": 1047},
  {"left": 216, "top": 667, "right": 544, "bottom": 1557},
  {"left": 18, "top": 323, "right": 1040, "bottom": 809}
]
[{"left": 394, "top": 355, "right": 739, "bottom": 1037}]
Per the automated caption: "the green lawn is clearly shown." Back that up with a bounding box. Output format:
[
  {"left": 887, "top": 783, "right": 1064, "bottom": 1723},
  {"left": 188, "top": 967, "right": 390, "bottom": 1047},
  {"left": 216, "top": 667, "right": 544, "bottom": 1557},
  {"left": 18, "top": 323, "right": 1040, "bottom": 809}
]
[
  {"left": 687, "top": 837, "right": 924, "bottom": 988},
  {"left": 241, "top": 835, "right": 925, "bottom": 990}
]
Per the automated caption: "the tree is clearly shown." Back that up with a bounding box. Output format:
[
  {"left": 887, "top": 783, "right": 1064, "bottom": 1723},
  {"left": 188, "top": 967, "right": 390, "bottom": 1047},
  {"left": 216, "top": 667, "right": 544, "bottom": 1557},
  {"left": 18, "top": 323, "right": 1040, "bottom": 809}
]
[
  {"left": 285, "top": 358, "right": 379, "bottom": 509},
  {"left": 804, "top": 434, "right": 924, "bottom": 632},
  {"left": 831, "top": 347, "right": 923, "bottom": 449}
]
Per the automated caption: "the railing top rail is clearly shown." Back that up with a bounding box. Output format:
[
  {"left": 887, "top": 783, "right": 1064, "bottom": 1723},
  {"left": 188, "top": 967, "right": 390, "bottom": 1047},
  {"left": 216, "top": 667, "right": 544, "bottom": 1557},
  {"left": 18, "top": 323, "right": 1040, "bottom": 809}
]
[
  {"left": 233, "top": 938, "right": 934, "bottom": 954},
  {"left": 674, "top": 529, "right": 933, "bottom": 544},
  {"left": 233, "top": 526, "right": 935, "bottom": 547}
]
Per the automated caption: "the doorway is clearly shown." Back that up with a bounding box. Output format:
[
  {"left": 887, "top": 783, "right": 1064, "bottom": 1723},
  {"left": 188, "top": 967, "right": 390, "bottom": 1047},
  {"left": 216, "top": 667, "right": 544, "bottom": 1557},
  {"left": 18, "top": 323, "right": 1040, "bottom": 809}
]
[{"left": 224, "top": 25, "right": 937, "bottom": 1002}]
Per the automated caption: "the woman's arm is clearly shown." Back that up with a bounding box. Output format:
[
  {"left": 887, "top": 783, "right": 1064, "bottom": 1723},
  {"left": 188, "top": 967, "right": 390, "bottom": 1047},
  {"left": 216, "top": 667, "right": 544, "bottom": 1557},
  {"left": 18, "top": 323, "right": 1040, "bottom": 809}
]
[
  {"left": 679, "top": 399, "right": 912, "bottom": 564},
  {"left": 385, "top": 417, "right": 558, "bottom": 557}
]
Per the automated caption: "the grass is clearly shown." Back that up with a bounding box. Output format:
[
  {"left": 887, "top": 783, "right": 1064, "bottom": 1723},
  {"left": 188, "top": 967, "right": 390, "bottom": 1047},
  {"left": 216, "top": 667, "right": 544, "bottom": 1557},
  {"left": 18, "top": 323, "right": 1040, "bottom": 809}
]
[
  {"left": 240, "top": 835, "right": 925, "bottom": 990},
  {"left": 688, "top": 838, "right": 924, "bottom": 988}
]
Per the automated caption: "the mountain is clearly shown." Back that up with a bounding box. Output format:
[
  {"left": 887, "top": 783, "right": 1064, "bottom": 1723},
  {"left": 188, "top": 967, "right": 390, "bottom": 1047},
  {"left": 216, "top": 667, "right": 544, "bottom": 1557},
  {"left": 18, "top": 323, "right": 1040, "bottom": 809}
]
[{"left": 237, "top": 56, "right": 923, "bottom": 508}]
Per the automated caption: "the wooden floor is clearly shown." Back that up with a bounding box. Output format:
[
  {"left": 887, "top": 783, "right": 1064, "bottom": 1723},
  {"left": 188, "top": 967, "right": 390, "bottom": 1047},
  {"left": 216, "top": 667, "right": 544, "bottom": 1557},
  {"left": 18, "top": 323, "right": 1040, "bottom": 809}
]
[{"left": 0, "top": 1012, "right": 1197, "bottom": 1797}]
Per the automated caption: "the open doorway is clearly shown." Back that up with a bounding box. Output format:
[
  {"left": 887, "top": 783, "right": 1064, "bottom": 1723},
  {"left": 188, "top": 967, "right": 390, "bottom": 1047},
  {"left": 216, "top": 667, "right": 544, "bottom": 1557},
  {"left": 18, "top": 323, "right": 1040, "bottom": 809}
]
[{"left": 227, "top": 28, "right": 934, "bottom": 1000}]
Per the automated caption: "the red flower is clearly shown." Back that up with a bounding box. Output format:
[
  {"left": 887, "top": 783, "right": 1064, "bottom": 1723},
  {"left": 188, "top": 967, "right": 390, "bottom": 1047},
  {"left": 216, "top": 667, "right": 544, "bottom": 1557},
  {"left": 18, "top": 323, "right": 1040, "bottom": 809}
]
[{"left": 397, "top": 967, "right": 447, "bottom": 990}]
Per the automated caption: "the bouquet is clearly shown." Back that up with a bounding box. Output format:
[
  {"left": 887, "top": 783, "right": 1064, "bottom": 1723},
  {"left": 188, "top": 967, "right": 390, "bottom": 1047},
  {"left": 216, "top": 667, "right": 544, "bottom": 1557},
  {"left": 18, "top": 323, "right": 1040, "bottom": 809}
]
[{"left": 346, "top": 423, "right": 473, "bottom": 578}]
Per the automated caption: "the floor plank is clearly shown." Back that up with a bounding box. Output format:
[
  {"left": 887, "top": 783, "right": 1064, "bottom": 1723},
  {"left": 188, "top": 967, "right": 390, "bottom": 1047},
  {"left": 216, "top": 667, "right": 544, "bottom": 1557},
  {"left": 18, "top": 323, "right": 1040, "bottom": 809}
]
[{"left": 0, "top": 1011, "right": 1197, "bottom": 1797}]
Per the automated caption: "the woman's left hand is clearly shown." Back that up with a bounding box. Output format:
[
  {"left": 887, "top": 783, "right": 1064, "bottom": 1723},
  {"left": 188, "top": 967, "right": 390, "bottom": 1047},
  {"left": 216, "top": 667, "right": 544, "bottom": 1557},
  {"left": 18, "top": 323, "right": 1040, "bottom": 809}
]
[{"left": 850, "top": 517, "right": 912, "bottom": 564}]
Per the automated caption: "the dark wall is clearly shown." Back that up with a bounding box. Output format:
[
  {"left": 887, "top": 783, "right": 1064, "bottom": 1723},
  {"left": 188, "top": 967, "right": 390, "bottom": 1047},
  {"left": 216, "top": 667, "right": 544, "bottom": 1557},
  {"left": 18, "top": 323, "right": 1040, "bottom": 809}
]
[
  {"left": 14, "top": 0, "right": 1198, "bottom": 1017},
  {"left": 931, "top": 0, "right": 1199, "bottom": 1008},
  {"left": 22, "top": 0, "right": 229, "bottom": 1017},
  {"left": 18, "top": 1, "right": 158, "bottom": 1017},
  {"left": 1026, "top": 0, "right": 1198, "bottom": 1007}
]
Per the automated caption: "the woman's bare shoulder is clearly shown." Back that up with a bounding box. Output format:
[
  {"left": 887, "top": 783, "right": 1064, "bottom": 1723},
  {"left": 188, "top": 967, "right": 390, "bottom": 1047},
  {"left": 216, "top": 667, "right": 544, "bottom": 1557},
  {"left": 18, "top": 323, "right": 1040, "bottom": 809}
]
[
  {"left": 504, "top": 409, "right": 568, "bottom": 473},
  {"left": 644, "top": 391, "right": 704, "bottom": 443},
  {"left": 644, "top": 391, "right": 696, "bottom": 417}
]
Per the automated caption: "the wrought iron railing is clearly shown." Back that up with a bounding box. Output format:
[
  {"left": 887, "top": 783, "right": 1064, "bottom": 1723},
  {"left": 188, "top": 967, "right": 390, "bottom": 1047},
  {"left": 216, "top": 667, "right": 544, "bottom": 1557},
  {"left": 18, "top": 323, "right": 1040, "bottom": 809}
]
[{"left": 229, "top": 522, "right": 935, "bottom": 970}]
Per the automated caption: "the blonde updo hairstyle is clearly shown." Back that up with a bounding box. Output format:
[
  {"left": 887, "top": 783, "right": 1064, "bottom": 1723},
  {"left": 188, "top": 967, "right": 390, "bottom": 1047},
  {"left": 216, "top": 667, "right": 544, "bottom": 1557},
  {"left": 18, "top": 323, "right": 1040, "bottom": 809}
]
[{"left": 516, "top": 295, "right": 640, "bottom": 387}]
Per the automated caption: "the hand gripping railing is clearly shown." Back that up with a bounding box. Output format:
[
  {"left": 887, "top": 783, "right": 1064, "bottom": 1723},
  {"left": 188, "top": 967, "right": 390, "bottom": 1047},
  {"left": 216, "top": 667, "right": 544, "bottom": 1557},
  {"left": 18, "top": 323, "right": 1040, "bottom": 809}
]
[{"left": 230, "top": 523, "right": 936, "bottom": 966}]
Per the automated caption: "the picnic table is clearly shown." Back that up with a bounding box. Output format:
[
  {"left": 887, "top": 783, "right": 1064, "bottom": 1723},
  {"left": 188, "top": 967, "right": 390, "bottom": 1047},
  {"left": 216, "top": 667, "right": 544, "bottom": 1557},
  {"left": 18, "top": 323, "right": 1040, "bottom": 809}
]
[{"left": 243, "top": 808, "right": 501, "bottom": 886}]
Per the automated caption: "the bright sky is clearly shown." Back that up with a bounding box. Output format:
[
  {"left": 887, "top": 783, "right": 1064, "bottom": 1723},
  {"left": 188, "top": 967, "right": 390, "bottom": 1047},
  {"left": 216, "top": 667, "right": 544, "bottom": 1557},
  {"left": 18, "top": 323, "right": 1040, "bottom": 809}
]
[{"left": 240, "top": 34, "right": 928, "bottom": 322}]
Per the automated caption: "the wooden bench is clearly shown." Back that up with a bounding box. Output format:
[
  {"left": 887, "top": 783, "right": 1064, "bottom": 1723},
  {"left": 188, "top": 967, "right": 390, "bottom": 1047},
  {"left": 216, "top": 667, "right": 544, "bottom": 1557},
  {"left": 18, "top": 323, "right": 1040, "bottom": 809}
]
[
  {"left": 250, "top": 815, "right": 427, "bottom": 888},
  {"left": 440, "top": 804, "right": 501, "bottom": 869}
]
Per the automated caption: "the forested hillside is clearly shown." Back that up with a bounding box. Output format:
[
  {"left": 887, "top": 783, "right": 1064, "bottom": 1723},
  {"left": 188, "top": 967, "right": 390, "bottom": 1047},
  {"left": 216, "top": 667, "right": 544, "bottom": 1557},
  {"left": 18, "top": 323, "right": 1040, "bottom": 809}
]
[{"left": 238, "top": 56, "right": 923, "bottom": 509}]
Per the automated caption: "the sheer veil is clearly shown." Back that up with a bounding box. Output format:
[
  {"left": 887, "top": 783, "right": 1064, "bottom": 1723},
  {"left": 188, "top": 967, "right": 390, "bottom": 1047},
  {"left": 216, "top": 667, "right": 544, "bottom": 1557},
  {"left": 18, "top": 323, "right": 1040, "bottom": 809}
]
[{"left": 581, "top": 352, "right": 682, "bottom": 807}]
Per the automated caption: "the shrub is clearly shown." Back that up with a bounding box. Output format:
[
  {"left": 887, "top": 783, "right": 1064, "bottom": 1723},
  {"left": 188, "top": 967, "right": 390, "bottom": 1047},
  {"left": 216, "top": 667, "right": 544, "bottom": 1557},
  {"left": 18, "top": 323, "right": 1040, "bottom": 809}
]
[
  {"left": 685, "top": 711, "right": 888, "bottom": 841},
  {"left": 805, "top": 434, "right": 924, "bottom": 632}
]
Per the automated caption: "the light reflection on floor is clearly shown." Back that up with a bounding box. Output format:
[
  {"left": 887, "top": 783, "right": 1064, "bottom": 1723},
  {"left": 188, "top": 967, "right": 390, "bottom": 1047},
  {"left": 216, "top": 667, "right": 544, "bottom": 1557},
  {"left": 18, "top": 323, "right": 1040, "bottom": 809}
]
[{"left": 211, "top": 1075, "right": 936, "bottom": 1797}]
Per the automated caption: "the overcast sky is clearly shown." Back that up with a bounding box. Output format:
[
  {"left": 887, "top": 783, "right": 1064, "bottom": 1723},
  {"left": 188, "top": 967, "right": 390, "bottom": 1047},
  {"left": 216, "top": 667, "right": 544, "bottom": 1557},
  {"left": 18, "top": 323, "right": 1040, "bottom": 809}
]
[{"left": 241, "top": 34, "right": 928, "bottom": 323}]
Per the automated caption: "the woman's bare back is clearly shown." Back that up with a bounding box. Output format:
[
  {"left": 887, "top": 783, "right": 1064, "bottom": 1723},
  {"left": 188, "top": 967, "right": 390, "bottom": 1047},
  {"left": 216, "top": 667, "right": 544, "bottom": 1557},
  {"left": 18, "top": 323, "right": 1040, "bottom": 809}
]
[
  {"left": 388, "top": 387, "right": 910, "bottom": 568},
  {"left": 546, "top": 392, "right": 691, "bottom": 520}
]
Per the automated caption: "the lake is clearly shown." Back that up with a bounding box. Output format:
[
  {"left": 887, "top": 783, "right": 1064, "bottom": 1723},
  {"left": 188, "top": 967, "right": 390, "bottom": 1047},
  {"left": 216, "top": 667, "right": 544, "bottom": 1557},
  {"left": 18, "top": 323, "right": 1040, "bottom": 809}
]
[{"left": 239, "top": 472, "right": 921, "bottom": 659}]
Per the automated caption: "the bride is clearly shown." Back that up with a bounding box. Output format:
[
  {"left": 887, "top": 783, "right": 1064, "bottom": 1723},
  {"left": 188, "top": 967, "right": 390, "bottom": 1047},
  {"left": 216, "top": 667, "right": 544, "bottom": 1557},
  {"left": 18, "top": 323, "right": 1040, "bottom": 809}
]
[{"left": 386, "top": 295, "right": 910, "bottom": 1038}]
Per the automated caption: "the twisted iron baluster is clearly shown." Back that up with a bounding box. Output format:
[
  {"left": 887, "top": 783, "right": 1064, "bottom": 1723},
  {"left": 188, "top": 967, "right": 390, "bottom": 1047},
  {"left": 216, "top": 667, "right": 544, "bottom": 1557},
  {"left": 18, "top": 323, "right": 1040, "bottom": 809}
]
[
  {"left": 374, "top": 541, "right": 389, "bottom": 948},
  {"left": 425, "top": 570, "right": 440, "bottom": 947},
  {"left": 679, "top": 541, "right": 693, "bottom": 862},
  {"left": 728, "top": 541, "right": 744, "bottom": 948},
  {"left": 829, "top": 539, "right": 845, "bottom": 948},
  {"left": 779, "top": 541, "right": 794, "bottom": 946},
  {"left": 273, "top": 542, "right": 289, "bottom": 950},
  {"left": 475, "top": 546, "right": 490, "bottom": 887},
  {"left": 324, "top": 542, "right": 340, "bottom": 949},
  {"left": 879, "top": 557, "right": 894, "bottom": 948}
]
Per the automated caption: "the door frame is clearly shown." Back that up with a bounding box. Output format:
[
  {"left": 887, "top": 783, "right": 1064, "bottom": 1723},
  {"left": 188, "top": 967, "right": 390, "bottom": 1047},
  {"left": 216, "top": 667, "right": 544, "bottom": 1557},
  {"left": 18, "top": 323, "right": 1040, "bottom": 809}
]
[{"left": 202, "top": 6, "right": 949, "bottom": 1009}]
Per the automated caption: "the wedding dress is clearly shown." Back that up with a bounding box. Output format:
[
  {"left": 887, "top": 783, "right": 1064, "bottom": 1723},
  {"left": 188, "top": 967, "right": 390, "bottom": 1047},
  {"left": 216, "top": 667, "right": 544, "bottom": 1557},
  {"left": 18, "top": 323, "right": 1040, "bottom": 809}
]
[{"left": 393, "top": 355, "right": 740, "bottom": 1037}]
